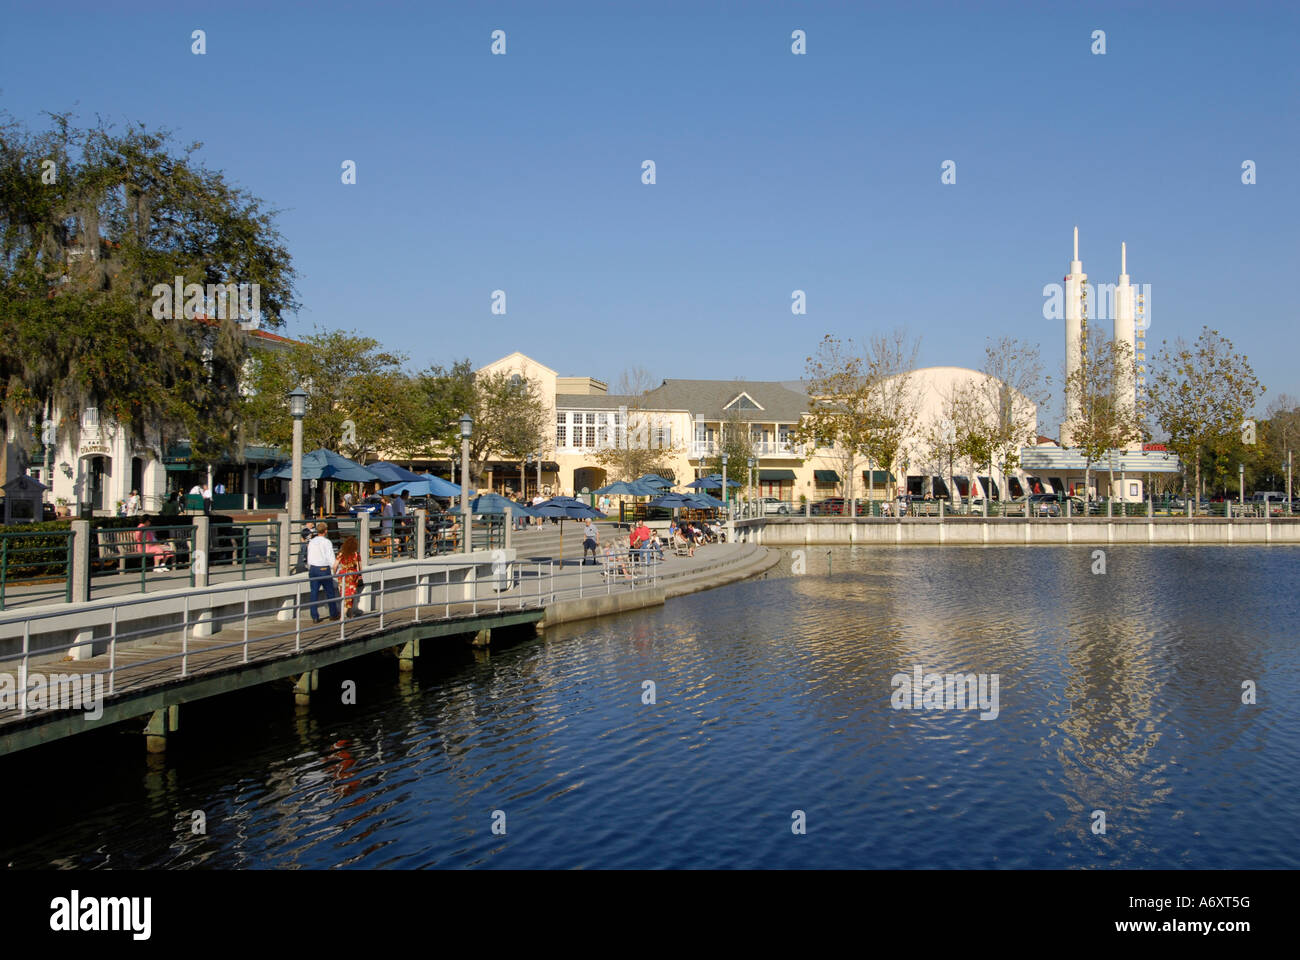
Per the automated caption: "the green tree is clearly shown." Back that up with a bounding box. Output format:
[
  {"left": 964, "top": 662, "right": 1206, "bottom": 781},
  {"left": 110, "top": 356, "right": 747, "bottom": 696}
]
[
  {"left": 796, "top": 329, "right": 921, "bottom": 504},
  {"left": 594, "top": 368, "right": 682, "bottom": 483},
  {"left": 241, "top": 330, "right": 413, "bottom": 463},
  {"left": 977, "top": 336, "right": 1050, "bottom": 491},
  {"left": 697, "top": 401, "right": 757, "bottom": 499},
  {"left": 1145, "top": 327, "right": 1263, "bottom": 502},
  {"left": 461, "top": 369, "right": 550, "bottom": 486},
  {"left": 0, "top": 113, "right": 297, "bottom": 463},
  {"left": 408, "top": 359, "right": 476, "bottom": 460},
  {"left": 1063, "top": 333, "right": 1145, "bottom": 502}
]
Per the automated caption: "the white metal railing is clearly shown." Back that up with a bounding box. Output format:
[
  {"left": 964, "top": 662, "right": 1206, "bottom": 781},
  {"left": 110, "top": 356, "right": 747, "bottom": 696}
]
[{"left": 0, "top": 545, "right": 707, "bottom": 723}]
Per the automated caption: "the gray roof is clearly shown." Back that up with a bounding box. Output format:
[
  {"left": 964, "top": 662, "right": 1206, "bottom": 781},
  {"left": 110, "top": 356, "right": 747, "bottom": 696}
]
[
  {"left": 556, "top": 380, "right": 812, "bottom": 422},
  {"left": 555, "top": 394, "right": 641, "bottom": 410},
  {"left": 638, "top": 379, "right": 811, "bottom": 422}
]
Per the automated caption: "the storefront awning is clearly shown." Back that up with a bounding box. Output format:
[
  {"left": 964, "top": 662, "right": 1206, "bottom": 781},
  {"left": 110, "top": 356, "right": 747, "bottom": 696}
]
[
  {"left": 862, "top": 470, "right": 895, "bottom": 484},
  {"left": 813, "top": 470, "right": 840, "bottom": 483},
  {"left": 164, "top": 441, "right": 282, "bottom": 465},
  {"left": 759, "top": 469, "right": 796, "bottom": 481}
]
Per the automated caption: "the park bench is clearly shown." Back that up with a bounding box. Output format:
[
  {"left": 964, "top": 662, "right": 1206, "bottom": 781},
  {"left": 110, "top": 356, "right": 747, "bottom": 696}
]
[{"left": 95, "top": 528, "right": 148, "bottom": 571}]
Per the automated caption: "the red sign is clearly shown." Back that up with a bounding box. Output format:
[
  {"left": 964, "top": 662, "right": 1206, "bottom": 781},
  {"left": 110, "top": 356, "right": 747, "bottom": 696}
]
[{"left": 1142, "top": 443, "right": 1167, "bottom": 452}]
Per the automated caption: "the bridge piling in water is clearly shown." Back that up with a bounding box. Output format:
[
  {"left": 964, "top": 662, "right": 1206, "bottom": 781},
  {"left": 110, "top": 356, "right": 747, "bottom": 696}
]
[
  {"left": 144, "top": 704, "right": 179, "bottom": 753},
  {"left": 293, "top": 670, "right": 318, "bottom": 707},
  {"left": 397, "top": 638, "right": 420, "bottom": 671}
]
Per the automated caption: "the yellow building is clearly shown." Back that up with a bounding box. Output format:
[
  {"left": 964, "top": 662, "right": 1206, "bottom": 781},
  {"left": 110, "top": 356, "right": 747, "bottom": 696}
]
[{"left": 476, "top": 353, "right": 1044, "bottom": 505}]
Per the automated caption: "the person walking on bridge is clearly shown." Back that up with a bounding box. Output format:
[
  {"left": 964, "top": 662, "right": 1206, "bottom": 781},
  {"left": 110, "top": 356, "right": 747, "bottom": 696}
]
[
  {"left": 306, "top": 525, "right": 341, "bottom": 622},
  {"left": 582, "top": 519, "right": 600, "bottom": 565}
]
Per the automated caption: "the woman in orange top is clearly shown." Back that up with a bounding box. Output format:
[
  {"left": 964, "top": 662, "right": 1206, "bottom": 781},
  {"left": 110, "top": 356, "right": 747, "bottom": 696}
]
[{"left": 336, "top": 536, "right": 362, "bottom": 614}]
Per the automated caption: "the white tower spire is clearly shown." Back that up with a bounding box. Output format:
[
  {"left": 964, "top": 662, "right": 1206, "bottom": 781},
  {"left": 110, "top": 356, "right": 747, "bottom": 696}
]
[
  {"left": 1114, "top": 241, "right": 1137, "bottom": 444},
  {"left": 1062, "top": 227, "right": 1087, "bottom": 446}
]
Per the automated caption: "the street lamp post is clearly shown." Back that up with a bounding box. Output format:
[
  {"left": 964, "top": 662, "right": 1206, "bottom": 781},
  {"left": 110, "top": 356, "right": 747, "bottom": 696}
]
[
  {"left": 460, "top": 414, "right": 474, "bottom": 553},
  {"left": 535, "top": 452, "right": 542, "bottom": 496},
  {"left": 288, "top": 387, "right": 308, "bottom": 521},
  {"left": 525, "top": 453, "right": 533, "bottom": 498},
  {"left": 747, "top": 456, "right": 755, "bottom": 518},
  {"left": 1239, "top": 462, "right": 1245, "bottom": 511},
  {"left": 721, "top": 453, "right": 729, "bottom": 518}
]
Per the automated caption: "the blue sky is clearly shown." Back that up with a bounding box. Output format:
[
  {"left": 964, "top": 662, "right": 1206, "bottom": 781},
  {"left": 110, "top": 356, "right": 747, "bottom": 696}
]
[{"left": 2, "top": 0, "right": 1297, "bottom": 417}]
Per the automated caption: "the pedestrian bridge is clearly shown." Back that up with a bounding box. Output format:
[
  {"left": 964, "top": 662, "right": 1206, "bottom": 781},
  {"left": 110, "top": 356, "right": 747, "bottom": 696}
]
[
  {"left": 0, "top": 547, "right": 635, "bottom": 755},
  {"left": 0, "top": 535, "right": 774, "bottom": 757}
]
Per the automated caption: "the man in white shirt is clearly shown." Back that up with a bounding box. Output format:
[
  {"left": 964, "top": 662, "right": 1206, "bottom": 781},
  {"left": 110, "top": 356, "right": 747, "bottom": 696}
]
[
  {"left": 581, "top": 520, "right": 599, "bottom": 564},
  {"left": 306, "top": 525, "right": 341, "bottom": 622}
]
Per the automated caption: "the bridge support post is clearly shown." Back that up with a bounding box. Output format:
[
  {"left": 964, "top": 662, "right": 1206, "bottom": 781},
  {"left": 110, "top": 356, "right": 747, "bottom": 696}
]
[
  {"left": 192, "top": 609, "right": 215, "bottom": 638},
  {"left": 398, "top": 637, "right": 420, "bottom": 671},
  {"left": 192, "top": 516, "right": 211, "bottom": 588},
  {"left": 472, "top": 628, "right": 491, "bottom": 648},
  {"left": 356, "top": 520, "right": 373, "bottom": 613},
  {"left": 70, "top": 627, "right": 95, "bottom": 661},
  {"left": 293, "top": 669, "right": 319, "bottom": 706},
  {"left": 144, "top": 704, "right": 180, "bottom": 754},
  {"left": 277, "top": 513, "right": 292, "bottom": 577},
  {"left": 71, "top": 519, "right": 91, "bottom": 603}
]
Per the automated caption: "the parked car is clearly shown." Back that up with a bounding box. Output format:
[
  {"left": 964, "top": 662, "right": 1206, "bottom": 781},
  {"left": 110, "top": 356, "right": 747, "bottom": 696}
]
[
  {"left": 349, "top": 495, "right": 386, "bottom": 516},
  {"left": 757, "top": 497, "right": 791, "bottom": 515},
  {"left": 811, "top": 497, "right": 846, "bottom": 516}
]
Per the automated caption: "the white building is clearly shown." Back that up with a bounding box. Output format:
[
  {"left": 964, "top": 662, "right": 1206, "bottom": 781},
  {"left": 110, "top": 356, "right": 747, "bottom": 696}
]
[{"left": 4, "top": 327, "right": 296, "bottom": 516}]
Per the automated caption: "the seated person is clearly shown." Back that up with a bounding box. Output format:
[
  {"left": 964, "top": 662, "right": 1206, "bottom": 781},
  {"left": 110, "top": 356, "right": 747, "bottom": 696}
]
[{"left": 136, "top": 517, "right": 176, "bottom": 572}]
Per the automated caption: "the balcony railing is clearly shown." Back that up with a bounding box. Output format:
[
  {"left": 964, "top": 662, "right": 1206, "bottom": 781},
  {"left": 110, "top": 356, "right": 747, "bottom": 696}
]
[{"left": 689, "top": 440, "right": 804, "bottom": 457}]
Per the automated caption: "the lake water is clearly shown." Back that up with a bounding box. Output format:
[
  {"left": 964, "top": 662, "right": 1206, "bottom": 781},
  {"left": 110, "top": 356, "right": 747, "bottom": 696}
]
[{"left": 4, "top": 545, "right": 1298, "bottom": 869}]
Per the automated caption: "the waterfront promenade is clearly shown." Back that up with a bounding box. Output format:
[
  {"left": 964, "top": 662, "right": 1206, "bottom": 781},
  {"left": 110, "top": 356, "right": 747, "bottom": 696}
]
[{"left": 0, "top": 521, "right": 775, "bottom": 756}]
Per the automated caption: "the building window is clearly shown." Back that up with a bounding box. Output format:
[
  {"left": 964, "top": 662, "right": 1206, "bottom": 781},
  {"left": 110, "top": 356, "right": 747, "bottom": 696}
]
[
  {"left": 585, "top": 412, "right": 596, "bottom": 447},
  {"left": 556, "top": 414, "right": 567, "bottom": 448}
]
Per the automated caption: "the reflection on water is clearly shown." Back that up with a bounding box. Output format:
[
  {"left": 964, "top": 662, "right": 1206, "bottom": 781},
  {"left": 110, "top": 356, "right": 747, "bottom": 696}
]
[{"left": 2, "top": 545, "right": 1297, "bottom": 869}]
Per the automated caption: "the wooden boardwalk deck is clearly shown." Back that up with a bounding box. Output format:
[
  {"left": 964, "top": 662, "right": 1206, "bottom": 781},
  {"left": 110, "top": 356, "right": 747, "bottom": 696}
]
[{"left": 0, "top": 596, "right": 545, "bottom": 754}]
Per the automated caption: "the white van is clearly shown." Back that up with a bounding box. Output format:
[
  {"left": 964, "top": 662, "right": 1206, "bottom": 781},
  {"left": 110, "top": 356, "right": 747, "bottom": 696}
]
[{"left": 1250, "top": 491, "right": 1287, "bottom": 503}]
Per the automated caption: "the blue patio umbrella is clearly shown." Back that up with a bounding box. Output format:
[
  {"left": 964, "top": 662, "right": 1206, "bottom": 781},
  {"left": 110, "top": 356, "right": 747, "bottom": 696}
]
[
  {"left": 685, "top": 474, "right": 741, "bottom": 490},
  {"left": 636, "top": 474, "right": 674, "bottom": 489},
  {"left": 593, "top": 480, "right": 662, "bottom": 497},
  {"left": 689, "top": 492, "right": 727, "bottom": 508},
  {"left": 381, "top": 473, "right": 468, "bottom": 498},
  {"left": 256, "top": 448, "right": 380, "bottom": 482},
  {"left": 530, "top": 496, "right": 605, "bottom": 559},
  {"left": 447, "top": 492, "right": 537, "bottom": 516},
  {"left": 366, "top": 461, "right": 424, "bottom": 484},
  {"left": 647, "top": 492, "right": 700, "bottom": 509}
]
